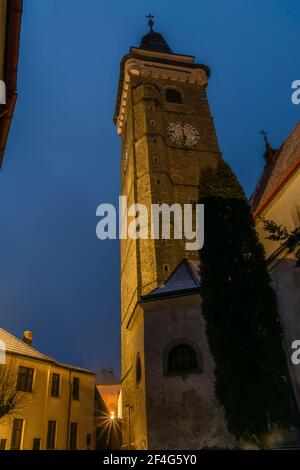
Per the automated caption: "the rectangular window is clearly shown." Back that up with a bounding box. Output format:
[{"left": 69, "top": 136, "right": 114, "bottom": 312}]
[
  {"left": 0, "top": 439, "right": 7, "bottom": 450},
  {"left": 17, "top": 366, "right": 34, "bottom": 392},
  {"left": 32, "top": 438, "right": 41, "bottom": 450},
  {"left": 46, "top": 421, "right": 56, "bottom": 450},
  {"left": 51, "top": 373, "right": 60, "bottom": 397},
  {"left": 72, "top": 377, "right": 80, "bottom": 400},
  {"left": 10, "top": 419, "right": 23, "bottom": 450},
  {"left": 69, "top": 423, "right": 78, "bottom": 450}
]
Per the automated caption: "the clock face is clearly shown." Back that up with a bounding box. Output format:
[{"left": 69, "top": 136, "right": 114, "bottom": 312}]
[{"left": 167, "top": 122, "right": 200, "bottom": 147}]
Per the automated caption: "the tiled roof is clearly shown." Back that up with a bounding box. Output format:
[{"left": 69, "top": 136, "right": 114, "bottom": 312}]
[
  {"left": 251, "top": 122, "right": 300, "bottom": 215},
  {"left": 0, "top": 327, "right": 54, "bottom": 362},
  {"left": 0, "top": 327, "right": 94, "bottom": 374},
  {"left": 57, "top": 361, "right": 94, "bottom": 375},
  {"left": 142, "top": 259, "right": 201, "bottom": 300}
]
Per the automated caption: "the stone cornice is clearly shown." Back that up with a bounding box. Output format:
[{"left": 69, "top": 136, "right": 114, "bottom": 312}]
[
  {"left": 130, "top": 47, "right": 195, "bottom": 64},
  {"left": 115, "top": 54, "right": 209, "bottom": 135}
]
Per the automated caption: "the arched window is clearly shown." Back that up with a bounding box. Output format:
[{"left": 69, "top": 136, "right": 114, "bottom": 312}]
[
  {"left": 165, "top": 88, "right": 182, "bottom": 104},
  {"left": 136, "top": 354, "right": 142, "bottom": 384},
  {"left": 164, "top": 340, "right": 202, "bottom": 376}
]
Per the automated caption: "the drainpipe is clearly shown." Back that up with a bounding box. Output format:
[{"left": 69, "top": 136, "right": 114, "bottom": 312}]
[
  {"left": 66, "top": 370, "right": 72, "bottom": 450},
  {"left": 43, "top": 365, "right": 51, "bottom": 449}
]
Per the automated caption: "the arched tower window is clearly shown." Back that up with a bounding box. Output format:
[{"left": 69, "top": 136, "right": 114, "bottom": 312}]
[
  {"left": 136, "top": 353, "right": 142, "bottom": 384},
  {"left": 165, "top": 88, "right": 182, "bottom": 104},
  {"left": 164, "top": 340, "right": 203, "bottom": 376}
]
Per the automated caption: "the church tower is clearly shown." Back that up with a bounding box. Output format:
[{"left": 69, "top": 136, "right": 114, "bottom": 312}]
[{"left": 114, "top": 19, "right": 235, "bottom": 449}]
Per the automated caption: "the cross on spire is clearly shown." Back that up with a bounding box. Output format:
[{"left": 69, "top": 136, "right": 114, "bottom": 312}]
[
  {"left": 259, "top": 129, "right": 270, "bottom": 148},
  {"left": 259, "top": 130, "right": 277, "bottom": 165},
  {"left": 146, "top": 14, "right": 155, "bottom": 32}
]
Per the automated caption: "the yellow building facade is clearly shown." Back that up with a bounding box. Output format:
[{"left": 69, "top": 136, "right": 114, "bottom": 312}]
[
  {"left": 0, "top": 328, "right": 95, "bottom": 450},
  {"left": 251, "top": 122, "right": 300, "bottom": 414}
]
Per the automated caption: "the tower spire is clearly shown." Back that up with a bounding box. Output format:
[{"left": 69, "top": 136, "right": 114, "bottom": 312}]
[
  {"left": 140, "top": 15, "right": 172, "bottom": 54},
  {"left": 259, "top": 130, "right": 277, "bottom": 165},
  {"left": 259, "top": 129, "right": 269, "bottom": 148},
  {"left": 146, "top": 14, "right": 155, "bottom": 32}
]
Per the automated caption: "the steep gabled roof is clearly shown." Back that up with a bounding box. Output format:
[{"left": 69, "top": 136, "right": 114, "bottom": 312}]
[
  {"left": 0, "top": 327, "right": 94, "bottom": 374},
  {"left": 251, "top": 122, "right": 300, "bottom": 216},
  {"left": 141, "top": 259, "right": 201, "bottom": 302},
  {"left": 0, "top": 327, "right": 54, "bottom": 362}
]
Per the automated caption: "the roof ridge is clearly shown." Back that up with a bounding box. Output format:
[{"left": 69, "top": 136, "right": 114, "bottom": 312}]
[
  {"left": 254, "top": 157, "right": 300, "bottom": 217},
  {"left": 251, "top": 120, "right": 300, "bottom": 215},
  {"left": 157, "top": 259, "right": 189, "bottom": 288},
  {"left": 141, "top": 258, "right": 201, "bottom": 300},
  {"left": 0, "top": 327, "right": 54, "bottom": 361},
  {"left": 184, "top": 259, "right": 201, "bottom": 286},
  {"left": 0, "top": 327, "right": 94, "bottom": 374}
]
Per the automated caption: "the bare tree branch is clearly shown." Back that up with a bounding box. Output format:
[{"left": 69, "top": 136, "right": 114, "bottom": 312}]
[{"left": 0, "top": 362, "right": 26, "bottom": 420}]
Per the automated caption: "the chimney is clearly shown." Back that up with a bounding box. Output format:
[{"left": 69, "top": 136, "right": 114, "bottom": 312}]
[{"left": 23, "top": 331, "right": 32, "bottom": 346}]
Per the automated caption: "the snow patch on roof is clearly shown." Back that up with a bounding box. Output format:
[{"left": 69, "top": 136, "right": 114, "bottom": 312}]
[
  {"left": 144, "top": 259, "right": 201, "bottom": 299},
  {"left": 0, "top": 328, "right": 94, "bottom": 374}
]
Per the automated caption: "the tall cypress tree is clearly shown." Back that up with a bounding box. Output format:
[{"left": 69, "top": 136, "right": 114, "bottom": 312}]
[{"left": 199, "top": 159, "right": 296, "bottom": 442}]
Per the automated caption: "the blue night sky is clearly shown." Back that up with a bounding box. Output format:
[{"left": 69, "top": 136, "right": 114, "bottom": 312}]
[{"left": 0, "top": 0, "right": 299, "bottom": 374}]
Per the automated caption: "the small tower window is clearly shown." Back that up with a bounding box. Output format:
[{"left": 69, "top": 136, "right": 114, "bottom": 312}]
[
  {"left": 165, "top": 88, "right": 182, "bottom": 104},
  {"left": 164, "top": 340, "right": 202, "bottom": 376},
  {"left": 136, "top": 354, "right": 142, "bottom": 384}
]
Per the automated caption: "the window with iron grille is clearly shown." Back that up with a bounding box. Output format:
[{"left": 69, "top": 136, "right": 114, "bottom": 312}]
[
  {"left": 17, "top": 366, "right": 34, "bottom": 392},
  {"left": 164, "top": 340, "right": 203, "bottom": 376}
]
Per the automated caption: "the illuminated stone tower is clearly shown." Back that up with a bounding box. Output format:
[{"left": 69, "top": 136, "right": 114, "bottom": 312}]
[{"left": 114, "top": 20, "right": 235, "bottom": 449}]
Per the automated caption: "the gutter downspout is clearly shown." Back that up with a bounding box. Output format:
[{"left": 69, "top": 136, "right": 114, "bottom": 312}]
[
  {"left": 43, "top": 365, "right": 51, "bottom": 450},
  {"left": 66, "top": 370, "right": 72, "bottom": 450}
]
